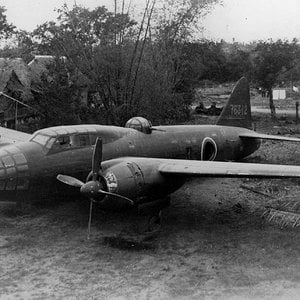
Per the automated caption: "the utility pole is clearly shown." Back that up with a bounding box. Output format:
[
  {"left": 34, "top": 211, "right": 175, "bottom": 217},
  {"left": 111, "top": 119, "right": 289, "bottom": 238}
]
[
  {"left": 296, "top": 101, "right": 299, "bottom": 124},
  {"left": 114, "top": 0, "right": 117, "bottom": 45}
]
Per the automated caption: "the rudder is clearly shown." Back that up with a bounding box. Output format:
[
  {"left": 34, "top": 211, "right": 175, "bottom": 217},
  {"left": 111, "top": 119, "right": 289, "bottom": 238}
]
[{"left": 216, "top": 77, "right": 251, "bottom": 129}]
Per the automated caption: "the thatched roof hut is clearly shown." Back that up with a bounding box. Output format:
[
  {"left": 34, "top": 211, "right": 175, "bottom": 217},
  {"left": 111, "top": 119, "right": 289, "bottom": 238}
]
[
  {"left": 0, "top": 58, "right": 31, "bottom": 94},
  {"left": 0, "top": 58, "right": 34, "bottom": 127}
]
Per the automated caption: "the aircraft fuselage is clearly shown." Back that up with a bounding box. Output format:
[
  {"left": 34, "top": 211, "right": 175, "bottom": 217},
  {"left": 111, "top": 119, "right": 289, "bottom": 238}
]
[{"left": 0, "top": 124, "right": 260, "bottom": 202}]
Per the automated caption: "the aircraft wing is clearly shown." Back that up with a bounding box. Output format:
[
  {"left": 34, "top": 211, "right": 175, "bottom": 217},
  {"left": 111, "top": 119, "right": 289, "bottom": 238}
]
[
  {"left": 0, "top": 126, "right": 31, "bottom": 146},
  {"left": 157, "top": 159, "right": 300, "bottom": 178},
  {"left": 239, "top": 131, "right": 300, "bottom": 142}
]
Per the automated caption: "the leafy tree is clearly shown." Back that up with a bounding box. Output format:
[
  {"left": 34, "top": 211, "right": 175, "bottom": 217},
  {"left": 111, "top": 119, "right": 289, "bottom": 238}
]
[
  {"left": 0, "top": 6, "right": 15, "bottom": 39},
  {"left": 196, "top": 41, "right": 228, "bottom": 82},
  {"left": 0, "top": 30, "right": 35, "bottom": 63},
  {"left": 31, "top": 5, "right": 139, "bottom": 124},
  {"left": 29, "top": 59, "right": 83, "bottom": 127},
  {"left": 29, "top": 1, "right": 220, "bottom": 125},
  {"left": 0, "top": 2, "right": 222, "bottom": 127},
  {"left": 225, "top": 45, "right": 252, "bottom": 81},
  {"left": 139, "top": 0, "right": 221, "bottom": 123},
  {"left": 251, "top": 39, "right": 300, "bottom": 119},
  {"left": 0, "top": 6, "right": 35, "bottom": 62}
]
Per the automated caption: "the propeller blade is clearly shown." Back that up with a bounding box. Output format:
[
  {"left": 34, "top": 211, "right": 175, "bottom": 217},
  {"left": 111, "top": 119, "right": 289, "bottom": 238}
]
[
  {"left": 98, "top": 189, "right": 134, "bottom": 205},
  {"left": 57, "top": 174, "right": 84, "bottom": 188},
  {"left": 87, "top": 199, "right": 93, "bottom": 240},
  {"left": 92, "top": 138, "right": 103, "bottom": 180}
]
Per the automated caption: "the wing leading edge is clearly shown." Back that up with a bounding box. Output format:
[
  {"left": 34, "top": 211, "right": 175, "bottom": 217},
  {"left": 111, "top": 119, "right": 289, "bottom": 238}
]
[
  {"left": 156, "top": 159, "right": 300, "bottom": 179},
  {"left": 111, "top": 157, "right": 300, "bottom": 179}
]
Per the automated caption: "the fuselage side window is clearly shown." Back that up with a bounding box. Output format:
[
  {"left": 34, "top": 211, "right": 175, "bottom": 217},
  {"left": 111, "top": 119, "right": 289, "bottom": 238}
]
[
  {"left": 89, "top": 134, "right": 98, "bottom": 145},
  {"left": 46, "top": 133, "right": 105, "bottom": 154},
  {"left": 45, "top": 137, "right": 56, "bottom": 150},
  {"left": 69, "top": 134, "right": 90, "bottom": 147},
  {"left": 30, "top": 133, "right": 51, "bottom": 147},
  {"left": 58, "top": 135, "right": 70, "bottom": 147},
  {"left": 51, "top": 135, "right": 71, "bottom": 151},
  {"left": 48, "top": 134, "right": 94, "bottom": 153},
  {"left": 69, "top": 135, "right": 80, "bottom": 147},
  {"left": 79, "top": 134, "right": 90, "bottom": 147}
]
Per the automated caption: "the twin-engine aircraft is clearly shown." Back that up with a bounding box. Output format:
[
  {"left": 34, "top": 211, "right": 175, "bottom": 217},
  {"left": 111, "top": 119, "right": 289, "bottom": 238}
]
[{"left": 1, "top": 77, "right": 300, "bottom": 229}]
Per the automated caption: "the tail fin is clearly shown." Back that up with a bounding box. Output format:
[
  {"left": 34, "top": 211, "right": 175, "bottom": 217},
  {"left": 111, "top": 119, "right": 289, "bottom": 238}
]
[{"left": 216, "top": 77, "right": 252, "bottom": 129}]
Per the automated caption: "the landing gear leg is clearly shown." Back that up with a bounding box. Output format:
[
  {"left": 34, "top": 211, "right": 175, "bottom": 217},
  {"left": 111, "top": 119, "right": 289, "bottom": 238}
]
[
  {"left": 114, "top": 198, "right": 170, "bottom": 243},
  {"left": 138, "top": 196, "right": 170, "bottom": 233},
  {"left": 147, "top": 210, "right": 162, "bottom": 232}
]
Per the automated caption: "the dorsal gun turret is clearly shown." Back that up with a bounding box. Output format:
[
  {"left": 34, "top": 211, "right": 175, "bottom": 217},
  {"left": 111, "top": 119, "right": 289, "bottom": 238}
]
[{"left": 125, "top": 117, "right": 152, "bottom": 134}]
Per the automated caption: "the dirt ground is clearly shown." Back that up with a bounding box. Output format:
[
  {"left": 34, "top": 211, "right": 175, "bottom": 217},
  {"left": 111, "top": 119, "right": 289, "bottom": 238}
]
[{"left": 1, "top": 114, "right": 300, "bottom": 299}]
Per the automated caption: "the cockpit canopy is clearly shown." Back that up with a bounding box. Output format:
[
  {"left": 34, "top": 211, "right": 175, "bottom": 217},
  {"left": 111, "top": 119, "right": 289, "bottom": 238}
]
[
  {"left": 125, "top": 117, "right": 152, "bottom": 134},
  {"left": 30, "top": 125, "right": 100, "bottom": 154}
]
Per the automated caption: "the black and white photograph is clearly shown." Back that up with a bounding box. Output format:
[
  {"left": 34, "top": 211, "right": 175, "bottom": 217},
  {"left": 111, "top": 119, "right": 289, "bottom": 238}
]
[{"left": 0, "top": 0, "right": 299, "bottom": 299}]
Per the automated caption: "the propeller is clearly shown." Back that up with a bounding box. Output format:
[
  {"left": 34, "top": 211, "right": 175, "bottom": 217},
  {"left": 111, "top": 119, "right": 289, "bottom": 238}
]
[
  {"left": 56, "top": 174, "right": 84, "bottom": 188},
  {"left": 56, "top": 137, "right": 134, "bottom": 239},
  {"left": 87, "top": 198, "right": 94, "bottom": 240},
  {"left": 92, "top": 138, "right": 102, "bottom": 180}
]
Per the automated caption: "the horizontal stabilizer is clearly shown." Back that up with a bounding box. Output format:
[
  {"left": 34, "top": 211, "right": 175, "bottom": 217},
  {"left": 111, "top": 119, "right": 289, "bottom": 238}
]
[{"left": 239, "top": 132, "right": 300, "bottom": 143}]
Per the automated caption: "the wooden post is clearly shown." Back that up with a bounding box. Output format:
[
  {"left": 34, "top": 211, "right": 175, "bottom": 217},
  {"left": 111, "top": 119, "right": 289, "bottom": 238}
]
[
  {"left": 15, "top": 102, "right": 18, "bottom": 130},
  {"left": 296, "top": 101, "right": 299, "bottom": 124},
  {"left": 269, "top": 88, "right": 276, "bottom": 120}
]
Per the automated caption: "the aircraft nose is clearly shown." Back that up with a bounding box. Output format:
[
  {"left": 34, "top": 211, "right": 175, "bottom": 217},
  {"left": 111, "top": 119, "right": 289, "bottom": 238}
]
[{"left": 0, "top": 146, "right": 29, "bottom": 192}]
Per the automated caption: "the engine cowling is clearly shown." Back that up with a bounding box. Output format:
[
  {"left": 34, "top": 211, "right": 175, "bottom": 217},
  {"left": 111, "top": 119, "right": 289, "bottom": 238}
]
[{"left": 88, "top": 159, "right": 185, "bottom": 207}]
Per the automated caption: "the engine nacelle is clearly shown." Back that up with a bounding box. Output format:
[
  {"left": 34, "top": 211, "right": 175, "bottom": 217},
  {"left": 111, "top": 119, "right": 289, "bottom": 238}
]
[{"left": 99, "top": 159, "right": 185, "bottom": 206}]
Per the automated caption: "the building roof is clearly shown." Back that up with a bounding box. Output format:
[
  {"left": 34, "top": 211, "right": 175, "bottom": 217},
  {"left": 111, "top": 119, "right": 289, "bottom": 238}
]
[
  {"left": 0, "top": 58, "right": 31, "bottom": 92},
  {"left": 28, "top": 55, "right": 57, "bottom": 84},
  {"left": 28, "top": 55, "right": 90, "bottom": 87}
]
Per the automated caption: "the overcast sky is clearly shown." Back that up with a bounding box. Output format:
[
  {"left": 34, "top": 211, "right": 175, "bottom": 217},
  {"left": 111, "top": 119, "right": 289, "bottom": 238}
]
[{"left": 1, "top": 0, "right": 300, "bottom": 42}]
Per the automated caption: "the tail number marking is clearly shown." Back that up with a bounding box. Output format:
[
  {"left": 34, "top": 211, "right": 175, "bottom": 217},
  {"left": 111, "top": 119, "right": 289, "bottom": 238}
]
[{"left": 230, "top": 104, "right": 248, "bottom": 117}]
